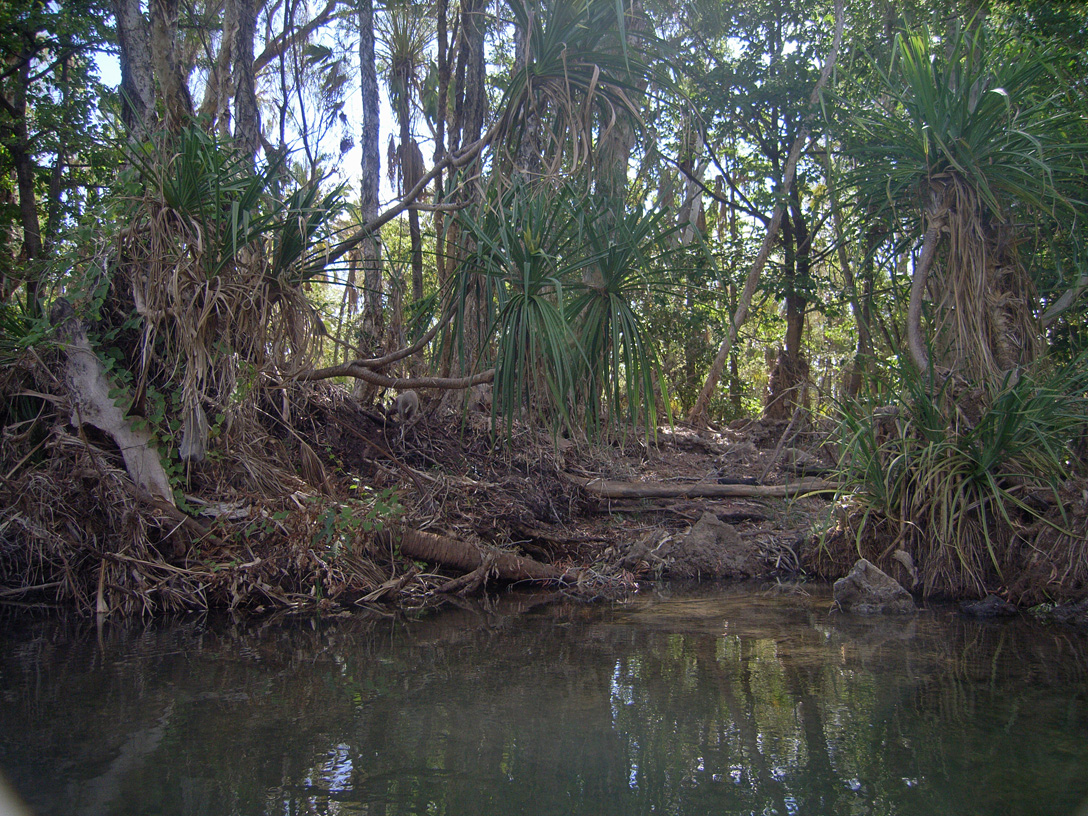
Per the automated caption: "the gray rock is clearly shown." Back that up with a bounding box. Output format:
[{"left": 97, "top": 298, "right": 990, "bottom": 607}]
[
  {"left": 834, "top": 558, "right": 917, "bottom": 614},
  {"left": 960, "top": 594, "right": 1018, "bottom": 618},
  {"left": 1047, "top": 599, "right": 1088, "bottom": 627}
]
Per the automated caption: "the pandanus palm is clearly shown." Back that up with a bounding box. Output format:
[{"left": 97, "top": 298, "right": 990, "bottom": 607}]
[
  {"left": 377, "top": 1, "right": 433, "bottom": 305},
  {"left": 845, "top": 25, "right": 1084, "bottom": 384},
  {"left": 828, "top": 26, "right": 1088, "bottom": 599},
  {"left": 497, "top": 0, "right": 667, "bottom": 184}
]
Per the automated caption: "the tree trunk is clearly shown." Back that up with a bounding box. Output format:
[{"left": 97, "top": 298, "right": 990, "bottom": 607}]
[
  {"left": 232, "top": 0, "right": 260, "bottom": 162},
  {"left": 355, "top": 0, "right": 383, "bottom": 400},
  {"left": 394, "top": 527, "right": 571, "bottom": 584},
  {"left": 907, "top": 216, "right": 943, "bottom": 376},
  {"left": 592, "top": 0, "right": 648, "bottom": 221},
  {"left": 401, "top": 138, "right": 425, "bottom": 305},
  {"left": 688, "top": 0, "right": 843, "bottom": 426},
  {"left": 197, "top": 0, "right": 235, "bottom": 130},
  {"left": 1, "top": 53, "right": 43, "bottom": 313},
  {"left": 149, "top": 0, "right": 193, "bottom": 133},
  {"left": 764, "top": 185, "right": 810, "bottom": 421},
  {"left": 113, "top": 0, "right": 156, "bottom": 136},
  {"left": 444, "top": 0, "right": 488, "bottom": 384},
  {"left": 567, "top": 475, "right": 834, "bottom": 499}
]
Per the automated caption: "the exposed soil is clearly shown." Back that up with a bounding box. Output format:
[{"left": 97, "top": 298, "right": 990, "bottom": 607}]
[
  {"left": 7, "top": 370, "right": 1083, "bottom": 618},
  {"left": 322, "top": 396, "right": 836, "bottom": 592},
  {"left": 0, "top": 370, "right": 838, "bottom": 615}
]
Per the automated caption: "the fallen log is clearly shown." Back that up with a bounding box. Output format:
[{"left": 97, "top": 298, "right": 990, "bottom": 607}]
[
  {"left": 391, "top": 527, "right": 574, "bottom": 584},
  {"left": 566, "top": 475, "right": 835, "bottom": 500}
]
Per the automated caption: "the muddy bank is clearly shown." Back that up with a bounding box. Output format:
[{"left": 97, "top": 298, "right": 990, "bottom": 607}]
[
  {"left": 0, "top": 368, "right": 838, "bottom": 615},
  {"left": 1, "top": 374, "right": 1084, "bottom": 617}
]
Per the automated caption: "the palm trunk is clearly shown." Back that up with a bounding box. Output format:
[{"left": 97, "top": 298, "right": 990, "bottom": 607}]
[{"left": 355, "top": 0, "right": 383, "bottom": 399}]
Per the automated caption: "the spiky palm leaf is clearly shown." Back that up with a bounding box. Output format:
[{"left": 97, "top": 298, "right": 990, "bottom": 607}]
[
  {"left": 497, "top": 0, "right": 672, "bottom": 180},
  {"left": 568, "top": 202, "right": 680, "bottom": 438},
  {"left": 842, "top": 25, "right": 1086, "bottom": 381}
]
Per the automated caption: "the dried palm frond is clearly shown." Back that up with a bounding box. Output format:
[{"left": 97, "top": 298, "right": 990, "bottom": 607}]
[{"left": 116, "top": 127, "right": 343, "bottom": 468}]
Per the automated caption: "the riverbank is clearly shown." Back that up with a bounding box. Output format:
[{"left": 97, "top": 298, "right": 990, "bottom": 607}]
[{"left": 1, "top": 379, "right": 1085, "bottom": 616}]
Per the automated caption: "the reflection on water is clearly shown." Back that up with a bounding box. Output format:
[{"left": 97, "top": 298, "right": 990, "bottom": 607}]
[{"left": 2, "top": 584, "right": 1088, "bottom": 816}]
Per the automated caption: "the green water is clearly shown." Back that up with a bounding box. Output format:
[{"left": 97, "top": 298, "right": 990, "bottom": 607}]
[{"left": 1, "top": 584, "right": 1087, "bottom": 816}]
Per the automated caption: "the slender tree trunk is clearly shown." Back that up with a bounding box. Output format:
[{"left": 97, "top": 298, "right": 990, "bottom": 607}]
[
  {"left": 593, "top": 0, "right": 648, "bottom": 221},
  {"left": 399, "top": 132, "right": 425, "bottom": 304},
  {"left": 149, "top": 0, "right": 193, "bottom": 132},
  {"left": 447, "top": 0, "right": 488, "bottom": 379},
  {"left": 45, "top": 58, "right": 71, "bottom": 250},
  {"left": 232, "top": 0, "right": 260, "bottom": 161},
  {"left": 764, "top": 185, "right": 811, "bottom": 421},
  {"left": 113, "top": 0, "right": 156, "bottom": 136},
  {"left": 197, "top": 0, "right": 236, "bottom": 130},
  {"left": 688, "top": 0, "right": 843, "bottom": 426},
  {"left": 907, "top": 215, "right": 943, "bottom": 376},
  {"left": 1, "top": 53, "right": 43, "bottom": 313},
  {"left": 355, "top": 0, "right": 383, "bottom": 400}
]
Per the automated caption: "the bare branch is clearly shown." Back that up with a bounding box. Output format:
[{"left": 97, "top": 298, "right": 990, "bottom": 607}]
[
  {"left": 297, "top": 364, "right": 494, "bottom": 390},
  {"left": 253, "top": 0, "right": 340, "bottom": 74}
]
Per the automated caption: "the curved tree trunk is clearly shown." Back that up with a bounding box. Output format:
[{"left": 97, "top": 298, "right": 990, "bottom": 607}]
[{"left": 907, "top": 219, "right": 943, "bottom": 376}]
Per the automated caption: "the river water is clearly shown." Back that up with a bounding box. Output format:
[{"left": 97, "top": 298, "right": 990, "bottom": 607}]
[{"left": 1, "top": 584, "right": 1087, "bottom": 816}]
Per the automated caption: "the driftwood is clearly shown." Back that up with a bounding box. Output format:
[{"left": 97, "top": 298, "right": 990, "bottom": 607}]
[
  {"left": 393, "top": 527, "right": 574, "bottom": 585},
  {"left": 567, "top": 475, "right": 835, "bottom": 499},
  {"left": 50, "top": 298, "right": 174, "bottom": 505}
]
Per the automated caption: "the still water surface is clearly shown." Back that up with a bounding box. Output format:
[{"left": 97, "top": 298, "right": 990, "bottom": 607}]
[{"left": 2, "top": 584, "right": 1088, "bottom": 816}]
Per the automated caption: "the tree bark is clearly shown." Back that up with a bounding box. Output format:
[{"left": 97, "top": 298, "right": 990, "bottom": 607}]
[
  {"left": 567, "top": 475, "right": 835, "bottom": 499},
  {"left": 593, "top": 0, "right": 648, "bottom": 221},
  {"left": 232, "top": 0, "right": 260, "bottom": 161},
  {"left": 907, "top": 219, "right": 943, "bottom": 376},
  {"left": 355, "top": 0, "right": 383, "bottom": 399},
  {"left": 149, "top": 0, "right": 193, "bottom": 132},
  {"left": 764, "top": 185, "right": 811, "bottom": 421},
  {"left": 197, "top": 0, "right": 236, "bottom": 131},
  {"left": 113, "top": 0, "right": 156, "bottom": 136},
  {"left": 394, "top": 527, "right": 572, "bottom": 583},
  {"left": 1, "top": 52, "right": 43, "bottom": 312}
]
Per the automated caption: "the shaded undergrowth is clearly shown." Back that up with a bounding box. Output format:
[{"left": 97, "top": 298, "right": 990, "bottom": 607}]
[{"left": 813, "top": 354, "right": 1088, "bottom": 604}]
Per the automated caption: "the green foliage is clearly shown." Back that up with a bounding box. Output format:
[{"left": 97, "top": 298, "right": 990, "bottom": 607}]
[
  {"left": 834, "top": 352, "right": 1088, "bottom": 596},
  {"left": 454, "top": 183, "right": 587, "bottom": 433},
  {"left": 497, "top": 0, "right": 674, "bottom": 178},
  {"left": 451, "top": 182, "right": 682, "bottom": 437},
  {"left": 126, "top": 127, "right": 345, "bottom": 282},
  {"left": 318, "top": 488, "right": 404, "bottom": 556},
  {"left": 568, "top": 203, "right": 679, "bottom": 435},
  {"left": 842, "top": 23, "right": 1085, "bottom": 232}
]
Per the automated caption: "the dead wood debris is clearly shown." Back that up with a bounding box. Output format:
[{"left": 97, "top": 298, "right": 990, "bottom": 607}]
[
  {"left": 1, "top": 350, "right": 840, "bottom": 615},
  {"left": 566, "top": 474, "right": 835, "bottom": 499}
]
